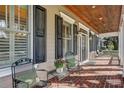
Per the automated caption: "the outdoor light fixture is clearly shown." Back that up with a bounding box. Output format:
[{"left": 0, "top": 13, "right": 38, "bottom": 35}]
[
  {"left": 92, "top": 5, "right": 96, "bottom": 8},
  {"left": 99, "top": 17, "right": 103, "bottom": 20}
]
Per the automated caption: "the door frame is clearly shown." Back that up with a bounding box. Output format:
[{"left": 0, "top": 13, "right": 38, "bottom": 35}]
[{"left": 78, "top": 32, "right": 88, "bottom": 63}]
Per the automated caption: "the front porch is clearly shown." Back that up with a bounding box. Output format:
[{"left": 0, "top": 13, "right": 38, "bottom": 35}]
[
  {"left": 0, "top": 54, "right": 123, "bottom": 88},
  {"left": 0, "top": 5, "right": 123, "bottom": 88}
]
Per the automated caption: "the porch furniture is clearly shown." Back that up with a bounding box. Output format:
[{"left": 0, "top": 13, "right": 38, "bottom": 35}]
[
  {"left": 11, "top": 58, "right": 48, "bottom": 88},
  {"left": 65, "top": 51, "right": 81, "bottom": 73},
  {"left": 48, "top": 51, "right": 81, "bottom": 87}
]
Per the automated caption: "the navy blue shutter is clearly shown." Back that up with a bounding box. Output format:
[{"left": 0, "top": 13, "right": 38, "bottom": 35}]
[
  {"left": 95, "top": 35, "right": 98, "bottom": 51},
  {"left": 91, "top": 35, "right": 98, "bottom": 51},
  {"left": 89, "top": 32, "right": 94, "bottom": 52},
  {"left": 92, "top": 35, "right": 95, "bottom": 51},
  {"left": 33, "top": 6, "right": 46, "bottom": 63},
  {"left": 55, "top": 15, "right": 63, "bottom": 59},
  {"left": 73, "top": 24, "right": 78, "bottom": 55},
  {"left": 89, "top": 32, "right": 91, "bottom": 52}
]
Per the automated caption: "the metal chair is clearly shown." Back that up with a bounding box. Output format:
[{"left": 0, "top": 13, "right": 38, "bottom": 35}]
[
  {"left": 11, "top": 58, "right": 48, "bottom": 88},
  {"left": 65, "top": 51, "right": 81, "bottom": 73}
]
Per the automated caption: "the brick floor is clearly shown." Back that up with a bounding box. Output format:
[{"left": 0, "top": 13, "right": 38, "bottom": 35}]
[
  {"left": 0, "top": 75, "right": 12, "bottom": 88},
  {"left": 0, "top": 56, "right": 123, "bottom": 88},
  {"left": 48, "top": 56, "right": 124, "bottom": 88}
]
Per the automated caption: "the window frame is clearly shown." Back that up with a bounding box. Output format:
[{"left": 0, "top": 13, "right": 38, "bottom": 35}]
[
  {"left": 60, "top": 12, "right": 76, "bottom": 57},
  {"left": 0, "top": 5, "right": 31, "bottom": 68},
  {"left": 62, "top": 21, "right": 73, "bottom": 57}
]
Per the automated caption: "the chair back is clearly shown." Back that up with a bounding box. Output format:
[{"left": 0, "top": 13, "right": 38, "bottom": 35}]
[
  {"left": 11, "top": 58, "right": 37, "bottom": 88},
  {"left": 65, "top": 51, "right": 76, "bottom": 69}
]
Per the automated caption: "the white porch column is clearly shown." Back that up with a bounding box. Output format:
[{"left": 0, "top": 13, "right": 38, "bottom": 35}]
[
  {"left": 120, "top": 16, "right": 124, "bottom": 77},
  {"left": 122, "top": 26, "right": 124, "bottom": 77},
  {"left": 119, "top": 27, "right": 122, "bottom": 65},
  {"left": 87, "top": 30, "right": 90, "bottom": 61}
]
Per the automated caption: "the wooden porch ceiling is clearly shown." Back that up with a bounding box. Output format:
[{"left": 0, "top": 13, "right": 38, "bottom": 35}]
[{"left": 65, "top": 5, "right": 122, "bottom": 34}]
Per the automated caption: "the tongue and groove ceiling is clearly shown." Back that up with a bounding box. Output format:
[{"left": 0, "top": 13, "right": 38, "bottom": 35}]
[{"left": 65, "top": 5, "right": 122, "bottom": 34}]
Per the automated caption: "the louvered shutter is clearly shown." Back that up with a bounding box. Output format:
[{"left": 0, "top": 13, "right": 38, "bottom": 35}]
[
  {"left": 55, "top": 15, "right": 63, "bottom": 59},
  {"left": 0, "top": 31, "right": 10, "bottom": 66},
  {"left": 14, "top": 33, "right": 28, "bottom": 61},
  {"left": 0, "top": 5, "right": 30, "bottom": 67}
]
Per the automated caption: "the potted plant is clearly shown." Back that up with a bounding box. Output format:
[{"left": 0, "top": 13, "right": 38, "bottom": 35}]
[{"left": 54, "top": 59, "right": 65, "bottom": 73}]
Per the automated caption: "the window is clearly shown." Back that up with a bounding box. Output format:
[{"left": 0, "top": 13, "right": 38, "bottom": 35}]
[
  {"left": 0, "top": 5, "right": 29, "bottom": 67},
  {"left": 14, "top": 6, "right": 28, "bottom": 31},
  {"left": 0, "top": 5, "right": 9, "bottom": 28},
  {"left": 63, "top": 21, "right": 73, "bottom": 56}
]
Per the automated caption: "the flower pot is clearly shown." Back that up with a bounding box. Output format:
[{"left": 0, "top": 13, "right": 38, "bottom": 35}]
[{"left": 56, "top": 68, "right": 63, "bottom": 73}]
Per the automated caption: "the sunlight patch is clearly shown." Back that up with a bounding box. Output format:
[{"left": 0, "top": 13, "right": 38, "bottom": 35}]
[
  {"left": 87, "top": 80, "right": 100, "bottom": 84},
  {"left": 106, "top": 79, "right": 121, "bottom": 85}
]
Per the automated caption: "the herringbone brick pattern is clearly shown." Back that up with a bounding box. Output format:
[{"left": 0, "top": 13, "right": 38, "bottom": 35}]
[{"left": 48, "top": 56, "right": 124, "bottom": 88}]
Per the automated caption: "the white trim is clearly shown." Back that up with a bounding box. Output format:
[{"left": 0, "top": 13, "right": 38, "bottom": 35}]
[
  {"left": 99, "top": 32, "right": 119, "bottom": 38},
  {"left": 0, "top": 28, "right": 29, "bottom": 33},
  {"left": 90, "top": 30, "right": 95, "bottom": 35},
  {"left": 79, "top": 22, "right": 89, "bottom": 31},
  {"left": 96, "top": 34, "right": 99, "bottom": 37},
  {"left": 5, "top": 5, "right": 8, "bottom": 28},
  {"left": 77, "top": 33, "right": 89, "bottom": 62},
  {"left": 60, "top": 12, "right": 75, "bottom": 24},
  {"left": 28, "top": 5, "right": 33, "bottom": 59},
  {"left": 122, "top": 24, "right": 124, "bottom": 77},
  {"left": 78, "top": 31, "right": 88, "bottom": 36},
  {"left": 62, "top": 21, "right": 73, "bottom": 56},
  {"left": 87, "top": 30, "right": 90, "bottom": 60},
  {"left": 9, "top": 6, "right": 15, "bottom": 63},
  {"left": 119, "top": 31, "right": 121, "bottom": 63}
]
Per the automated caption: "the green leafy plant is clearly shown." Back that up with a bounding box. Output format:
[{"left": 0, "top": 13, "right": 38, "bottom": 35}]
[
  {"left": 107, "top": 41, "right": 114, "bottom": 50},
  {"left": 54, "top": 59, "right": 65, "bottom": 68}
]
